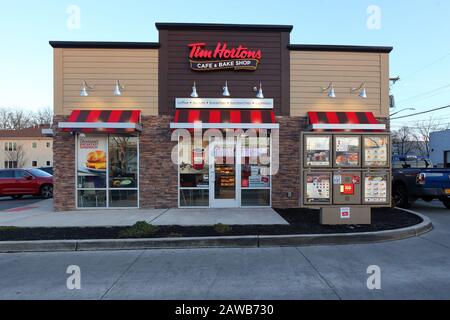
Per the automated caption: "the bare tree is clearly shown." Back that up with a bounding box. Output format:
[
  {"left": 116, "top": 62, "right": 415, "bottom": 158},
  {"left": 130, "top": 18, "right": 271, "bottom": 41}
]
[
  {"left": 415, "top": 116, "right": 450, "bottom": 158},
  {"left": 5, "top": 144, "right": 27, "bottom": 168},
  {"left": 0, "top": 107, "right": 53, "bottom": 130},
  {"left": 392, "top": 126, "right": 417, "bottom": 156},
  {"left": 31, "top": 107, "right": 53, "bottom": 126}
]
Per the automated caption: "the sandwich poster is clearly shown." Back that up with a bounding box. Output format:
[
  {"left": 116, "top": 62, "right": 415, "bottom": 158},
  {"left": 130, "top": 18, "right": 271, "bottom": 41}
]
[{"left": 78, "top": 136, "right": 107, "bottom": 175}]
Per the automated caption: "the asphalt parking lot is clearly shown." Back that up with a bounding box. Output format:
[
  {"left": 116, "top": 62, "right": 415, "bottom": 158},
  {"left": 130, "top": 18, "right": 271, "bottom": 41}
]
[
  {"left": 0, "top": 196, "right": 43, "bottom": 211},
  {"left": 0, "top": 200, "right": 448, "bottom": 299}
]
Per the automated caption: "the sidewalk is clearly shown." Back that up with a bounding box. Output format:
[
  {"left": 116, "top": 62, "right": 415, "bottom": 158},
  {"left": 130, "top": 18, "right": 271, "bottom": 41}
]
[{"left": 0, "top": 200, "right": 288, "bottom": 228}]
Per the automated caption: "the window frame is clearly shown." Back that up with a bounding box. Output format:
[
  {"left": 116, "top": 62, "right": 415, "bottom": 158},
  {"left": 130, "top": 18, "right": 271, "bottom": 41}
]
[{"left": 75, "top": 134, "right": 140, "bottom": 209}]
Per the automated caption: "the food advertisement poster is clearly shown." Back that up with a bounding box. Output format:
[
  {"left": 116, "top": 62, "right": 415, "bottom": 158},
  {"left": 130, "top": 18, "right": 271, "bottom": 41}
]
[
  {"left": 335, "top": 136, "right": 360, "bottom": 166},
  {"left": 364, "top": 174, "right": 388, "bottom": 203},
  {"left": 364, "top": 136, "right": 388, "bottom": 167},
  {"left": 78, "top": 136, "right": 107, "bottom": 176},
  {"left": 306, "top": 174, "right": 331, "bottom": 203},
  {"left": 306, "top": 136, "right": 331, "bottom": 166}
]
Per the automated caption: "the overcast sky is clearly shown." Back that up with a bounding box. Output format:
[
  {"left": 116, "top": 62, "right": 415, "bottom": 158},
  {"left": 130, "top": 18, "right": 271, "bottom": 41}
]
[{"left": 0, "top": 0, "right": 449, "bottom": 128}]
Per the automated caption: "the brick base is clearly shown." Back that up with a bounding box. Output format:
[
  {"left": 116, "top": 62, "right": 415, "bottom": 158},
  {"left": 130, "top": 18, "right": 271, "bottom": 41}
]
[
  {"left": 53, "top": 115, "right": 76, "bottom": 211},
  {"left": 272, "top": 116, "right": 306, "bottom": 208}
]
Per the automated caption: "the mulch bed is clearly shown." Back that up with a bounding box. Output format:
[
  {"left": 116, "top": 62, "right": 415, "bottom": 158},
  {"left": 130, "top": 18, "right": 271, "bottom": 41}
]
[{"left": 0, "top": 207, "right": 422, "bottom": 242}]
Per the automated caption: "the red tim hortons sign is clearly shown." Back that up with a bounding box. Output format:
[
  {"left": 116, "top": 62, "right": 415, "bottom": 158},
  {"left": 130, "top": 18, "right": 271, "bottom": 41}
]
[{"left": 188, "top": 42, "right": 262, "bottom": 71}]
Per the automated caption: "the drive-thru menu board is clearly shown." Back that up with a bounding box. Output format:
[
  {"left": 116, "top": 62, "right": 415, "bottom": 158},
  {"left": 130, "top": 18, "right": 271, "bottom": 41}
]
[
  {"left": 335, "top": 136, "right": 361, "bottom": 167},
  {"left": 305, "top": 173, "right": 331, "bottom": 204},
  {"left": 305, "top": 136, "right": 331, "bottom": 167},
  {"left": 363, "top": 173, "right": 389, "bottom": 204},
  {"left": 302, "top": 133, "right": 391, "bottom": 209},
  {"left": 363, "top": 136, "right": 389, "bottom": 167}
]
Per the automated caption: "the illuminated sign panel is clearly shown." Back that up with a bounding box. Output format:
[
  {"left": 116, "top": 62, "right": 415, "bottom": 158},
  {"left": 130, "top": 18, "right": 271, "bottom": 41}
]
[{"left": 188, "top": 42, "right": 262, "bottom": 71}]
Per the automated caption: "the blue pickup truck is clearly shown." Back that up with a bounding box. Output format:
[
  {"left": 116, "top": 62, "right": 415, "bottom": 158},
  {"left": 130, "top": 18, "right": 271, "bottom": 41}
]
[{"left": 392, "top": 156, "right": 450, "bottom": 209}]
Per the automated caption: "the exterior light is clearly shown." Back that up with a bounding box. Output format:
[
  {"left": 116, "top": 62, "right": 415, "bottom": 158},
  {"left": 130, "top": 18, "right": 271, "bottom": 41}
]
[
  {"left": 222, "top": 81, "right": 231, "bottom": 97},
  {"left": 351, "top": 83, "right": 367, "bottom": 99},
  {"left": 322, "top": 82, "right": 336, "bottom": 98},
  {"left": 191, "top": 82, "right": 199, "bottom": 98},
  {"left": 80, "top": 81, "right": 93, "bottom": 97},
  {"left": 114, "top": 80, "right": 125, "bottom": 96},
  {"left": 389, "top": 108, "right": 416, "bottom": 117},
  {"left": 256, "top": 82, "right": 264, "bottom": 99}
]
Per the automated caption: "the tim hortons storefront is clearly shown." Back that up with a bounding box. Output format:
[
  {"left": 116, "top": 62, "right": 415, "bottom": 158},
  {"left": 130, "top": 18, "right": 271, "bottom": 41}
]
[{"left": 50, "top": 23, "right": 393, "bottom": 220}]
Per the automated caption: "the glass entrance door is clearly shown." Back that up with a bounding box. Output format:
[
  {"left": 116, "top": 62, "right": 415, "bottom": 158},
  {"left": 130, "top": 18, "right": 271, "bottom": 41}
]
[{"left": 209, "top": 139, "right": 240, "bottom": 208}]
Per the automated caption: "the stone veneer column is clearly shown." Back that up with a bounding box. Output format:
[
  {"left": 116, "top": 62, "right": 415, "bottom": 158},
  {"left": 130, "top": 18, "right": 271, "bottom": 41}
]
[
  {"left": 271, "top": 116, "right": 306, "bottom": 208},
  {"left": 53, "top": 115, "right": 76, "bottom": 211},
  {"left": 139, "top": 116, "right": 178, "bottom": 208}
]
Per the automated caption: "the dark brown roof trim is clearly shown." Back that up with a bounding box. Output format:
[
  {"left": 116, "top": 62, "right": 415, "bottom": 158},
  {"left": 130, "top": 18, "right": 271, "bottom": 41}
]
[
  {"left": 155, "top": 22, "right": 293, "bottom": 32},
  {"left": 289, "top": 44, "right": 393, "bottom": 53},
  {"left": 49, "top": 41, "right": 160, "bottom": 49}
]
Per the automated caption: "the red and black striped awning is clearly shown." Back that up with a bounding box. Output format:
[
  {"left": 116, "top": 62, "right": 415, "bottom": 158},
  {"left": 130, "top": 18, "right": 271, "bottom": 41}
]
[
  {"left": 171, "top": 109, "right": 278, "bottom": 129},
  {"left": 59, "top": 110, "right": 142, "bottom": 133},
  {"left": 308, "top": 112, "right": 385, "bottom": 131}
]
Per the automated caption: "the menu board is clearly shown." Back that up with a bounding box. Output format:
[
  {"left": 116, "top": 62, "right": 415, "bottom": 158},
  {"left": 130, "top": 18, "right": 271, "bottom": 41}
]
[
  {"left": 364, "top": 136, "right": 389, "bottom": 167},
  {"left": 335, "top": 136, "right": 360, "bottom": 167},
  {"left": 305, "top": 174, "right": 331, "bottom": 204},
  {"left": 305, "top": 136, "right": 331, "bottom": 167},
  {"left": 364, "top": 174, "right": 388, "bottom": 203}
]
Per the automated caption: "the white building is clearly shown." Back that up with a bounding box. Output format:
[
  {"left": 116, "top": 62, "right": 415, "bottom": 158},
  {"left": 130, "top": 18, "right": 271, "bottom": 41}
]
[
  {"left": 0, "top": 125, "right": 53, "bottom": 169},
  {"left": 430, "top": 129, "right": 450, "bottom": 168}
]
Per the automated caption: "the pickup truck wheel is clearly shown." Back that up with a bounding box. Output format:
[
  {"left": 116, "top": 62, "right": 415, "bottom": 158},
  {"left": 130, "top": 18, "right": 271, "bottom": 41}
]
[
  {"left": 394, "top": 184, "right": 411, "bottom": 209},
  {"left": 443, "top": 198, "right": 450, "bottom": 209},
  {"left": 40, "top": 184, "right": 53, "bottom": 199}
]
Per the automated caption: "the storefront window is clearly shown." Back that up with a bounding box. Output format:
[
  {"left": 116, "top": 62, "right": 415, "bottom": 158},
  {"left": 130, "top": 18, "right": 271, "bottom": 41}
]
[
  {"left": 109, "top": 136, "right": 138, "bottom": 189},
  {"left": 179, "top": 139, "right": 210, "bottom": 207},
  {"left": 241, "top": 136, "right": 271, "bottom": 207},
  {"left": 76, "top": 134, "right": 139, "bottom": 208}
]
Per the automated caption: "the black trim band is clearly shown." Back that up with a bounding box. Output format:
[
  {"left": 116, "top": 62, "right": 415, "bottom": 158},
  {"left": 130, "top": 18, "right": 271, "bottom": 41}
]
[
  {"left": 289, "top": 44, "right": 393, "bottom": 53},
  {"left": 49, "top": 41, "right": 160, "bottom": 49},
  {"left": 155, "top": 22, "right": 293, "bottom": 32}
]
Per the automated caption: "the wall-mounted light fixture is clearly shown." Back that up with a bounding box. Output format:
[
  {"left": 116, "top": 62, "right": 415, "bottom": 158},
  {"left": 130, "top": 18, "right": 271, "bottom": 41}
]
[
  {"left": 80, "top": 81, "right": 94, "bottom": 97},
  {"left": 254, "top": 82, "right": 264, "bottom": 99},
  {"left": 222, "top": 81, "right": 231, "bottom": 97},
  {"left": 191, "top": 82, "right": 199, "bottom": 98},
  {"left": 113, "top": 80, "right": 125, "bottom": 96},
  {"left": 321, "top": 82, "right": 336, "bottom": 98},
  {"left": 351, "top": 83, "right": 367, "bottom": 99}
]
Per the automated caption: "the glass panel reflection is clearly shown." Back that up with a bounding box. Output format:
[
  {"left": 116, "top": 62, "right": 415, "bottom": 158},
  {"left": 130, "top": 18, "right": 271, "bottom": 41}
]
[
  {"left": 109, "top": 190, "right": 138, "bottom": 208},
  {"left": 180, "top": 189, "right": 209, "bottom": 207},
  {"left": 242, "top": 189, "right": 270, "bottom": 207},
  {"left": 77, "top": 190, "right": 107, "bottom": 208}
]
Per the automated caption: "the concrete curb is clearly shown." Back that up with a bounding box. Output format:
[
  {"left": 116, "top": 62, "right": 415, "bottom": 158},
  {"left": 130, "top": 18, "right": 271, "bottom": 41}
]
[
  {"left": 0, "top": 209, "right": 433, "bottom": 253},
  {"left": 259, "top": 209, "right": 433, "bottom": 247}
]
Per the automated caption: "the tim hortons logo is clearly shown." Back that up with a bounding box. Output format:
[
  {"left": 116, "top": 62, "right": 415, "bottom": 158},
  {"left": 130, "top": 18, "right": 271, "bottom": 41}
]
[{"left": 188, "top": 42, "right": 262, "bottom": 71}]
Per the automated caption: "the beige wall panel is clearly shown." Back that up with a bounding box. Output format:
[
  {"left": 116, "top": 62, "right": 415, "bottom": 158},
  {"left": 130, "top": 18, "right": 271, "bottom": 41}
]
[
  {"left": 290, "top": 51, "right": 389, "bottom": 117},
  {"left": 55, "top": 48, "right": 159, "bottom": 116}
]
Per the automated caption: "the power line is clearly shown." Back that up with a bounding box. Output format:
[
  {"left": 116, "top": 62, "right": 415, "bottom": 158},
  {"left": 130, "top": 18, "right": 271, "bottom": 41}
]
[
  {"left": 401, "top": 52, "right": 450, "bottom": 81},
  {"left": 397, "top": 84, "right": 450, "bottom": 104},
  {"left": 390, "top": 105, "right": 450, "bottom": 120}
]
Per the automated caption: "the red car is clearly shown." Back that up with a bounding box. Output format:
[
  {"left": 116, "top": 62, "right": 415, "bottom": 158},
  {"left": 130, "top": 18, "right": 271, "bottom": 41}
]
[{"left": 0, "top": 169, "right": 53, "bottom": 199}]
